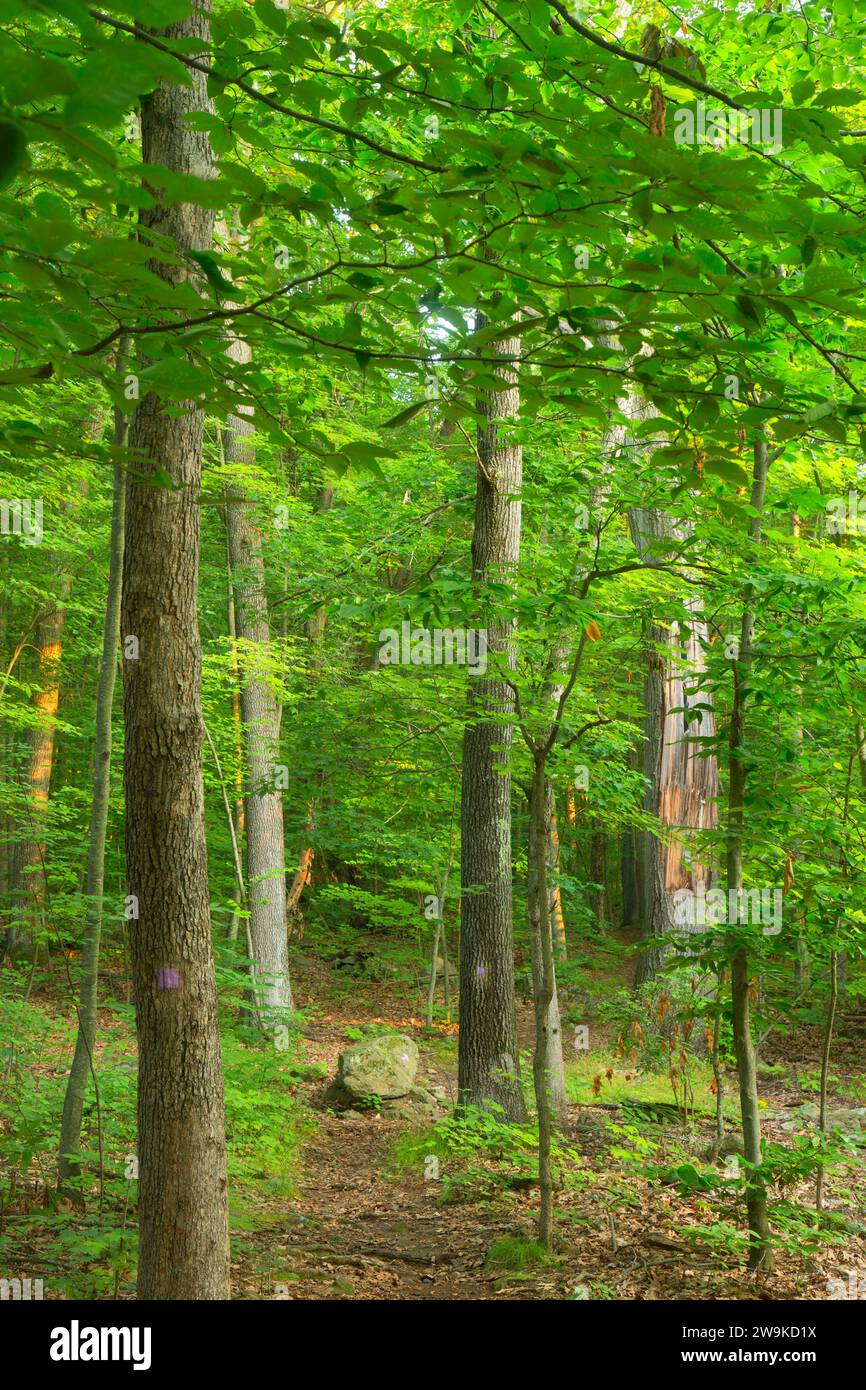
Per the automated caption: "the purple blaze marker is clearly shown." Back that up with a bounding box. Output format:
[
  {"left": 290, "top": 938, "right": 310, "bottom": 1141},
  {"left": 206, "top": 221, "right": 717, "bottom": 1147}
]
[{"left": 157, "top": 967, "right": 181, "bottom": 990}]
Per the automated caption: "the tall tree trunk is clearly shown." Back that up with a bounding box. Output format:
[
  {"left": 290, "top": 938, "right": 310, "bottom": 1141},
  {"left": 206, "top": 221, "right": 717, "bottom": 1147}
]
[
  {"left": 223, "top": 317, "right": 292, "bottom": 1029},
  {"left": 816, "top": 951, "right": 838, "bottom": 1211},
  {"left": 530, "top": 755, "right": 557, "bottom": 1245},
  {"left": 122, "top": 2, "right": 230, "bottom": 1299},
  {"left": 546, "top": 785, "right": 567, "bottom": 960},
  {"left": 522, "top": 567, "right": 591, "bottom": 1122},
  {"left": 589, "top": 823, "right": 607, "bottom": 927},
  {"left": 856, "top": 722, "right": 866, "bottom": 791},
  {"left": 303, "top": 485, "right": 334, "bottom": 662},
  {"left": 0, "top": 585, "right": 8, "bottom": 903},
  {"left": 623, "top": 64, "right": 718, "bottom": 984},
  {"left": 59, "top": 350, "right": 129, "bottom": 1189},
  {"left": 8, "top": 600, "right": 70, "bottom": 959},
  {"left": 621, "top": 828, "right": 638, "bottom": 928},
  {"left": 458, "top": 322, "right": 526, "bottom": 1122},
  {"left": 595, "top": 297, "right": 718, "bottom": 984},
  {"left": 285, "top": 483, "right": 335, "bottom": 937},
  {"left": 727, "top": 435, "right": 773, "bottom": 1272},
  {"left": 527, "top": 771, "right": 567, "bottom": 1130},
  {"left": 9, "top": 423, "right": 103, "bottom": 957},
  {"left": 224, "top": 515, "right": 245, "bottom": 944},
  {"left": 629, "top": 509, "right": 720, "bottom": 984}
]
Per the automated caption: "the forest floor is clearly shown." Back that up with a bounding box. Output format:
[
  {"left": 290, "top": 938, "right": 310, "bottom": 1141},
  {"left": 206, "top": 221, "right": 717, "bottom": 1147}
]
[
  {"left": 232, "top": 952, "right": 866, "bottom": 1301},
  {"left": 3, "top": 944, "right": 865, "bottom": 1301}
]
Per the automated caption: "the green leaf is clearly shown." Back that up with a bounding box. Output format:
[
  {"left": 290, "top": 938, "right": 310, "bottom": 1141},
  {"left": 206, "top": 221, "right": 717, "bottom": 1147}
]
[
  {"left": 381, "top": 401, "right": 427, "bottom": 429},
  {"left": 551, "top": 396, "right": 609, "bottom": 421},
  {"left": 0, "top": 122, "right": 28, "bottom": 190},
  {"left": 704, "top": 457, "right": 750, "bottom": 486},
  {"left": 803, "top": 400, "right": 836, "bottom": 424},
  {"left": 254, "top": 0, "right": 287, "bottom": 34},
  {"left": 631, "top": 187, "right": 653, "bottom": 227},
  {"left": 188, "top": 251, "right": 236, "bottom": 299},
  {"left": 691, "top": 395, "right": 720, "bottom": 429}
]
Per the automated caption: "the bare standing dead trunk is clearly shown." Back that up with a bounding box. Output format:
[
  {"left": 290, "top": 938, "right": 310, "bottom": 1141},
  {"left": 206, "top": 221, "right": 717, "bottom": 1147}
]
[{"left": 629, "top": 509, "right": 720, "bottom": 985}]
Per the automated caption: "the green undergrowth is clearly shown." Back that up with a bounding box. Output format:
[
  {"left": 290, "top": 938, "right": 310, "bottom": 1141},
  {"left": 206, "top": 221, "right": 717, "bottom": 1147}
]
[
  {"left": 485, "top": 1234, "right": 554, "bottom": 1270},
  {"left": 389, "top": 1104, "right": 585, "bottom": 1205},
  {"left": 224, "top": 1032, "right": 315, "bottom": 1234},
  {"left": 565, "top": 1050, "right": 740, "bottom": 1121},
  {"left": 0, "top": 985, "right": 312, "bottom": 1294}
]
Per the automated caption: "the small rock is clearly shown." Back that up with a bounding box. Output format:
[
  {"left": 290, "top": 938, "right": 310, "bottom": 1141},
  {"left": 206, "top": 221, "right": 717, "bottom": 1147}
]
[
  {"left": 416, "top": 958, "right": 458, "bottom": 988},
  {"left": 382, "top": 1088, "right": 440, "bottom": 1121},
  {"left": 818, "top": 1106, "right": 866, "bottom": 1134},
  {"left": 718, "top": 1133, "right": 745, "bottom": 1156}
]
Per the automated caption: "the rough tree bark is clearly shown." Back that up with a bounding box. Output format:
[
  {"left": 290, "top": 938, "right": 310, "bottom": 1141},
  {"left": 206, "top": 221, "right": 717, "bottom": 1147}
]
[
  {"left": 621, "top": 826, "right": 639, "bottom": 928},
  {"left": 458, "top": 320, "right": 526, "bottom": 1122},
  {"left": 122, "top": 1, "right": 230, "bottom": 1299}
]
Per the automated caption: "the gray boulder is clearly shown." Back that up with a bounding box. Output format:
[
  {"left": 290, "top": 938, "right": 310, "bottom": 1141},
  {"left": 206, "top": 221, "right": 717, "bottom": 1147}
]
[
  {"left": 338, "top": 1033, "right": 419, "bottom": 1101},
  {"left": 779, "top": 1103, "right": 866, "bottom": 1136}
]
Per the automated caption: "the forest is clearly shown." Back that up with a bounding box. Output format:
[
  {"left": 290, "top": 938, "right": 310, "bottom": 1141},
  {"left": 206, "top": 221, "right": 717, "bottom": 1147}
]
[{"left": 0, "top": 0, "right": 865, "bottom": 1320}]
